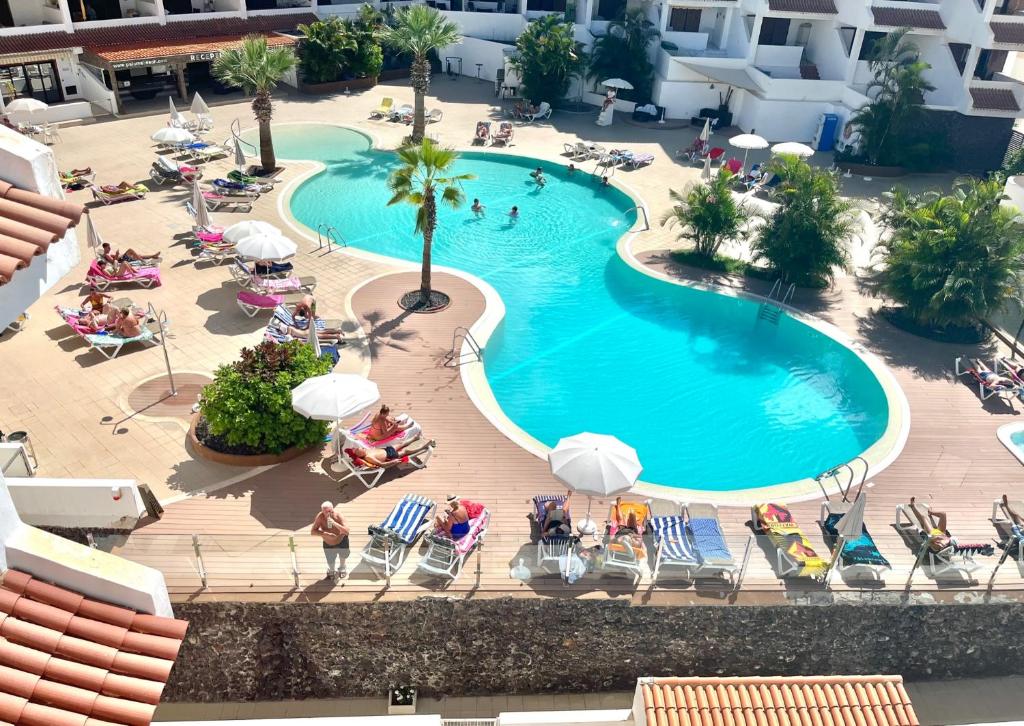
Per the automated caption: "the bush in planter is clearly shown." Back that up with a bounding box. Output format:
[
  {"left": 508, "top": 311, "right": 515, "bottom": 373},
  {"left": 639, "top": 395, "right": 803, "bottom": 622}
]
[
  {"left": 199, "top": 340, "right": 333, "bottom": 454},
  {"left": 588, "top": 8, "right": 658, "bottom": 103},
  {"left": 509, "top": 14, "right": 585, "bottom": 105},
  {"left": 299, "top": 17, "right": 357, "bottom": 84}
]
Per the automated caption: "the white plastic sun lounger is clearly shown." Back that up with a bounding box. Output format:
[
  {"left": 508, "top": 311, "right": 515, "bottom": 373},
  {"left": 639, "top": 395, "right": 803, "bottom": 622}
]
[
  {"left": 362, "top": 494, "right": 436, "bottom": 576},
  {"left": 991, "top": 498, "right": 1024, "bottom": 563},
  {"left": 417, "top": 502, "right": 490, "bottom": 582},
  {"left": 84, "top": 328, "right": 157, "bottom": 359},
  {"left": 895, "top": 501, "right": 983, "bottom": 579}
]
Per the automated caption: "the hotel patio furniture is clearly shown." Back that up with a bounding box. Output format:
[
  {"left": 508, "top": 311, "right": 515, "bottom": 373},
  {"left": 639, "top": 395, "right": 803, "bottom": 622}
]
[
  {"left": 990, "top": 498, "right": 1024, "bottom": 563},
  {"left": 194, "top": 241, "right": 237, "bottom": 266},
  {"left": 389, "top": 104, "right": 414, "bottom": 123},
  {"left": 619, "top": 150, "right": 655, "bottom": 169},
  {"left": 532, "top": 494, "right": 578, "bottom": 569},
  {"left": 370, "top": 97, "right": 394, "bottom": 119},
  {"left": 361, "top": 495, "right": 437, "bottom": 575},
  {"left": 427, "top": 108, "right": 443, "bottom": 123},
  {"left": 56, "top": 306, "right": 159, "bottom": 360},
  {"left": 227, "top": 170, "right": 274, "bottom": 187},
  {"left": 524, "top": 101, "right": 552, "bottom": 122},
  {"left": 183, "top": 142, "right": 230, "bottom": 163},
  {"left": 202, "top": 191, "right": 255, "bottom": 212},
  {"left": 337, "top": 441, "right": 434, "bottom": 490},
  {"left": 150, "top": 156, "right": 201, "bottom": 186},
  {"left": 230, "top": 258, "right": 293, "bottom": 284},
  {"left": 59, "top": 168, "right": 95, "bottom": 190},
  {"left": 684, "top": 503, "right": 739, "bottom": 582},
  {"left": 417, "top": 500, "right": 490, "bottom": 582},
  {"left": 820, "top": 499, "right": 891, "bottom": 582},
  {"left": 650, "top": 512, "right": 700, "bottom": 581},
  {"left": 472, "top": 121, "right": 491, "bottom": 145},
  {"left": 90, "top": 182, "right": 148, "bottom": 205},
  {"left": 236, "top": 290, "right": 306, "bottom": 318},
  {"left": 342, "top": 412, "right": 422, "bottom": 458},
  {"left": 955, "top": 356, "right": 1021, "bottom": 403},
  {"left": 213, "top": 178, "right": 272, "bottom": 194},
  {"left": 752, "top": 503, "right": 829, "bottom": 580},
  {"left": 895, "top": 501, "right": 984, "bottom": 579},
  {"left": 491, "top": 122, "right": 514, "bottom": 147},
  {"left": 85, "top": 260, "right": 161, "bottom": 290},
  {"left": 602, "top": 499, "right": 651, "bottom": 583}
]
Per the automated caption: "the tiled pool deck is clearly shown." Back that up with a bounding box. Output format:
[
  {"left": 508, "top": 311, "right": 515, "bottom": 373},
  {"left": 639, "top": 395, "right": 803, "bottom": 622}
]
[{"left": 2, "top": 80, "right": 1022, "bottom": 603}]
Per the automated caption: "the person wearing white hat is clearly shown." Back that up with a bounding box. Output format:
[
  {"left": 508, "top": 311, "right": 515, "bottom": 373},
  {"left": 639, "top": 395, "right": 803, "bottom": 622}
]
[{"left": 311, "top": 501, "right": 350, "bottom": 580}]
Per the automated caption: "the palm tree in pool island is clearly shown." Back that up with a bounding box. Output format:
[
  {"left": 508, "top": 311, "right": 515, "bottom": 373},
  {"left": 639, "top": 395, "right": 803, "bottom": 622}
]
[
  {"left": 387, "top": 139, "right": 474, "bottom": 309},
  {"left": 381, "top": 5, "right": 461, "bottom": 143},
  {"left": 213, "top": 35, "right": 296, "bottom": 173}
]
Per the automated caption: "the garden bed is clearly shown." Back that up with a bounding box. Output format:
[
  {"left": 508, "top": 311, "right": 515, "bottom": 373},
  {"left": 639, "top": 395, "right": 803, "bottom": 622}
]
[
  {"left": 299, "top": 77, "right": 377, "bottom": 95},
  {"left": 188, "top": 414, "right": 315, "bottom": 467},
  {"left": 836, "top": 161, "right": 907, "bottom": 177},
  {"left": 669, "top": 251, "right": 829, "bottom": 290},
  {"left": 878, "top": 306, "right": 987, "bottom": 344}
]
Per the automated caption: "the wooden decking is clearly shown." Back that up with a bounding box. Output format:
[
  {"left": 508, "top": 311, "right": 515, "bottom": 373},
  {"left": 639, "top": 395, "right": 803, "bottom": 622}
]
[{"left": 110, "top": 267, "right": 1024, "bottom": 604}]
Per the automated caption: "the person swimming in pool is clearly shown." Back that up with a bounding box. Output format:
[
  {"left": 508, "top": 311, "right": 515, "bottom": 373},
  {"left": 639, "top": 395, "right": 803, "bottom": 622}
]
[
  {"left": 508, "top": 206, "right": 519, "bottom": 220},
  {"left": 529, "top": 167, "right": 546, "bottom": 187},
  {"left": 568, "top": 164, "right": 576, "bottom": 174},
  {"left": 472, "top": 198, "right": 485, "bottom": 217}
]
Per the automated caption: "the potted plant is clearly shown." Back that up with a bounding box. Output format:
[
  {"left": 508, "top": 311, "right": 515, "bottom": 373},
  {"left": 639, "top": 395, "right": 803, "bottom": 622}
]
[{"left": 388, "top": 686, "right": 417, "bottom": 715}]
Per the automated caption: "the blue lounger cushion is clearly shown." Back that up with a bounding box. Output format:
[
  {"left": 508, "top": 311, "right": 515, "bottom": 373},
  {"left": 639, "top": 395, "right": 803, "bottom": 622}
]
[{"left": 688, "top": 516, "right": 733, "bottom": 565}]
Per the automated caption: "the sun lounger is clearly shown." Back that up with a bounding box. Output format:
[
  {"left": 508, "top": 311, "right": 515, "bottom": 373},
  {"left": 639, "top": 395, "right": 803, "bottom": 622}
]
[
  {"left": 250, "top": 273, "right": 317, "bottom": 295},
  {"left": 227, "top": 170, "right": 274, "bottom": 187},
  {"left": 231, "top": 258, "right": 292, "bottom": 284},
  {"left": 491, "top": 121, "right": 514, "bottom": 147},
  {"left": 389, "top": 104, "right": 413, "bottom": 122},
  {"left": 417, "top": 499, "right": 490, "bottom": 581},
  {"left": 819, "top": 500, "right": 890, "bottom": 581},
  {"left": 272, "top": 302, "right": 341, "bottom": 332},
  {"left": 183, "top": 142, "right": 230, "bottom": 162},
  {"left": 603, "top": 500, "right": 651, "bottom": 583},
  {"left": 524, "top": 101, "right": 552, "bottom": 122},
  {"left": 752, "top": 503, "right": 829, "bottom": 580},
  {"left": 650, "top": 514, "right": 700, "bottom": 580},
  {"left": 361, "top": 494, "right": 437, "bottom": 575},
  {"left": 472, "top": 121, "right": 491, "bottom": 146},
  {"left": 532, "top": 494, "right": 577, "bottom": 568},
  {"left": 684, "top": 503, "right": 738, "bottom": 581},
  {"left": 677, "top": 137, "right": 707, "bottom": 161},
  {"left": 194, "top": 240, "right": 236, "bottom": 266},
  {"left": 345, "top": 410, "right": 422, "bottom": 450},
  {"left": 150, "top": 156, "right": 201, "bottom": 186},
  {"left": 722, "top": 158, "right": 743, "bottom": 175},
  {"left": 369, "top": 97, "right": 394, "bottom": 119},
  {"left": 90, "top": 182, "right": 148, "bottom": 205},
  {"left": 427, "top": 108, "right": 443, "bottom": 123},
  {"left": 85, "top": 260, "right": 161, "bottom": 290},
  {"left": 60, "top": 168, "right": 94, "bottom": 190},
  {"left": 56, "top": 306, "right": 158, "bottom": 359},
  {"left": 337, "top": 441, "right": 434, "bottom": 489},
  {"left": 955, "top": 356, "right": 1020, "bottom": 402},
  {"left": 213, "top": 178, "right": 272, "bottom": 194},
  {"left": 990, "top": 498, "right": 1024, "bottom": 562},
  {"left": 895, "top": 501, "right": 985, "bottom": 578},
  {"left": 202, "top": 191, "right": 255, "bottom": 212},
  {"left": 236, "top": 290, "right": 306, "bottom": 318}
]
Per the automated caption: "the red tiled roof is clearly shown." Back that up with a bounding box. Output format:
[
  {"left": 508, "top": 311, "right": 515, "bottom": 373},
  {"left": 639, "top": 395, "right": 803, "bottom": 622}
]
[
  {"left": 0, "top": 180, "right": 84, "bottom": 287},
  {"left": 991, "top": 21, "right": 1024, "bottom": 45},
  {"left": 0, "top": 569, "right": 187, "bottom": 726},
  {"left": 0, "top": 13, "right": 313, "bottom": 57},
  {"left": 767, "top": 0, "right": 838, "bottom": 13},
  {"left": 970, "top": 86, "right": 1021, "bottom": 111},
  {"left": 89, "top": 33, "right": 296, "bottom": 63},
  {"left": 870, "top": 6, "right": 945, "bottom": 29},
  {"left": 641, "top": 675, "right": 920, "bottom": 726}
]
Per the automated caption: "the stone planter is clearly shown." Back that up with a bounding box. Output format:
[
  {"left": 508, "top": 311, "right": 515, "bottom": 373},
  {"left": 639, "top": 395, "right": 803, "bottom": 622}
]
[
  {"left": 298, "top": 76, "right": 377, "bottom": 96},
  {"left": 187, "top": 413, "right": 315, "bottom": 467},
  {"left": 836, "top": 161, "right": 907, "bottom": 177}
]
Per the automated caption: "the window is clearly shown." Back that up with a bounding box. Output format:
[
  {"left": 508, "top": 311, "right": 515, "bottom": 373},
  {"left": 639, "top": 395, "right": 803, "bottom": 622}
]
[
  {"left": 948, "top": 43, "right": 970, "bottom": 75},
  {"left": 758, "top": 17, "right": 790, "bottom": 46},
  {"left": 0, "top": 61, "right": 63, "bottom": 105},
  {"left": 669, "top": 8, "right": 701, "bottom": 32},
  {"left": 857, "top": 31, "right": 885, "bottom": 61}
]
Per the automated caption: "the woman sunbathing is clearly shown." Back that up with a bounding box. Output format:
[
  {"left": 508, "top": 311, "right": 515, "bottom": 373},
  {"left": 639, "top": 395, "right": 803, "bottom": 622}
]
[
  {"left": 349, "top": 437, "right": 436, "bottom": 467},
  {"left": 102, "top": 260, "right": 137, "bottom": 278},
  {"left": 366, "top": 404, "right": 414, "bottom": 441},
  {"left": 908, "top": 497, "right": 953, "bottom": 554},
  {"left": 79, "top": 307, "right": 120, "bottom": 333},
  {"left": 1001, "top": 495, "right": 1024, "bottom": 539},
  {"left": 979, "top": 369, "right": 1016, "bottom": 390},
  {"left": 435, "top": 494, "right": 471, "bottom": 540},
  {"left": 611, "top": 496, "right": 644, "bottom": 535},
  {"left": 100, "top": 242, "right": 160, "bottom": 266},
  {"left": 541, "top": 492, "right": 572, "bottom": 536}
]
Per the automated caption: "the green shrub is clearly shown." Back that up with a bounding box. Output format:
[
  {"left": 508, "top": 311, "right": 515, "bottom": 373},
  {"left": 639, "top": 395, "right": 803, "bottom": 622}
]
[
  {"left": 299, "top": 17, "right": 357, "bottom": 84},
  {"left": 660, "top": 170, "right": 750, "bottom": 259},
  {"left": 509, "top": 14, "right": 585, "bottom": 105},
  {"left": 587, "top": 9, "right": 658, "bottom": 103},
  {"left": 199, "top": 340, "right": 333, "bottom": 454}
]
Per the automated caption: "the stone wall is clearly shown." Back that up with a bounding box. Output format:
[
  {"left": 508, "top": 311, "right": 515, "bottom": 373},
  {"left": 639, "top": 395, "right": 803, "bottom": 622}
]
[
  {"left": 166, "top": 598, "right": 1024, "bottom": 701},
  {"left": 921, "top": 110, "right": 1014, "bottom": 172}
]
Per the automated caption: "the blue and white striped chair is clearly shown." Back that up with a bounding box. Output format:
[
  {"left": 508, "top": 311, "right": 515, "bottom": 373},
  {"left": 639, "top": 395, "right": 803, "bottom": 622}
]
[
  {"left": 650, "top": 514, "right": 700, "bottom": 581},
  {"left": 361, "top": 494, "right": 437, "bottom": 575}
]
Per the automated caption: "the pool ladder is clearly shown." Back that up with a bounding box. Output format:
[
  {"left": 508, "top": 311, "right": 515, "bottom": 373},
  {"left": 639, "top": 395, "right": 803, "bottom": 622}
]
[
  {"left": 316, "top": 223, "right": 347, "bottom": 251},
  {"left": 758, "top": 279, "right": 795, "bottom": 324},
  {"left": 814, "top": 456, "right": 869, "bottom": 502},
  {"left": 625, "top": 206, "right": 650, "bottom": 231},
  {"left": 444, "top": 326, "right": 483, "bottom": 368}
]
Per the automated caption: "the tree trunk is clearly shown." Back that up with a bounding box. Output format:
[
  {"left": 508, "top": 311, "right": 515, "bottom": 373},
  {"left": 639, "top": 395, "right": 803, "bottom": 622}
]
[
  {"left": 410, "top": 54, "right": 430, "bottom": 144},
  {"left": 253, "top": 92, "right": 276, "bottom": 172},
  {"left": 421, "top": 190, "right": 435, "bottom": 297}
]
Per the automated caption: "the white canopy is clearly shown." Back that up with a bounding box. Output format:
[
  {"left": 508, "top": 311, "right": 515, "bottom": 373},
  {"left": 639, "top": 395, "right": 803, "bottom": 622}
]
[
  {"left": 601, "top": 78, "right": 634, "bottom": 90},
  {"left": 152, "top": 127, "right": 194, "bottom": 144},
  {"left": 235, "top": 232, "right": 297, "bottom": 261},
  {"left": 729, "top": 134, "right": 769, "bottom": 150},
  {"left": 548, "top": 432, "right": 642, "bottom": 496},
  {"left": 772, "top": 141, "right": 815, "bottom": 158},
  {"left": 291, "top": 374, "right": 380, "bottom": 422},
  {"left": 223, "top": 220, "right": 280, "bottom": 244},
  {"left": 191, "top": 92, "right": 211, "bottom": 117}
]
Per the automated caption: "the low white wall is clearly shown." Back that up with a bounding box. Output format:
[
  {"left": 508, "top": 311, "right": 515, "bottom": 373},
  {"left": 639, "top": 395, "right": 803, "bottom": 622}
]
[
  {"left": 161, "top": 717, "right": 442, "bottom": 725},
  {"left": 6, "top": 476, "right": 146, "bottom": 529},
  {"left": 0, "top": 126, "right": 80, "bottom": 332},
  {"left": 444, "top": 9, "right": 525, "bottom": 42},
  {"left": 754, "top": 44, "right": 803, "bottom": 68},
  {"left": 652, "top": 78, "right": 724, "bottom": 119},
  {"left": 498, "top": 710, "right": 633, "bottom": 725},
  {"left": 735, "top": 95, "right": 831, "bottom": 141},
  {"left": 1004, "top": 175, "right": 1024, "bottom": 216},
  {"left": 6, "top": 100, "right": 94, "bottom": 124},
  {"left": 438, "top": 35, "right": 516, "bottom": 80},
  {"left": 662, "top": 30, "right": 709, "bottom": 51}
]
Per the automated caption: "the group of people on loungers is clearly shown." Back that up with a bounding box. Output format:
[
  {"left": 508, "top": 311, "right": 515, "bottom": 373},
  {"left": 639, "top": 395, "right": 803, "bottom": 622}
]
[
  {"left": 78, "top": 287, "right": 146, "bottom": 337},
  {"left": 96, "top": 242, "right": 161, "bottom": 278}
]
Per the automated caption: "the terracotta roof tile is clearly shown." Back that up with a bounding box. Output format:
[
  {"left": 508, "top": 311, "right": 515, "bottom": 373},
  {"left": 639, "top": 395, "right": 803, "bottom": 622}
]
[
  {"left": 0, "top": 180, "right": 84, "bottom": 287},
  {"left": 0, "top": 569, "right": 187, "bottom": 726},
  {"left": 0, "top": 13, "right": 314, "bottom": 55},
  {"left": 970, "top": 86, "right": 1021, "bottom": 111},
  {"left": 642, "top": 676, "right": 920, "bottom": 726},
  {"left": 870, "top": 6, "right": 945, "bottom": 29},
  {"left": 992, "top": 20, "right": 1024, "bottom": 44},
  {"left": 89, "top": 32, "right": 296, "bottom": 64},
  {"left": 767, "top": 0, "right": 837, "bottom": 12}
]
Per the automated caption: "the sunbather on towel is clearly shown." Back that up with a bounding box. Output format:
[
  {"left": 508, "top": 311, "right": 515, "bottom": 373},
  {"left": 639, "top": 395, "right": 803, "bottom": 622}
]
[
  {"left": 113, "top": 308, "right": 144, "bottom": 338},
  {"left": 279, "top": 322, "right": 343, "bottom": 341},
  {"left": 611, "top": 496, "right": 643, "bottom": 535},
  {"left": 908, "top": 497, "right": 952, "bottom": 553},
  {"left": 366, "top": 404, "right": 414, "bottom": 442},
  {"left": 435, "top": 494, "right": 471, "bottom": 539},
  {"left": 541, "top": 492, "right": 572, "bottom": 536},
  {"left": 79, "top": 307, "right": 120, "bottom": 333},
  {"left": 979, "top": 369, "right": 1016, "bottom": 389},
  {"left": 350, "top": 437, "right": 435, "bottom": 467},
  {"left": 1001, "top": 495, "right": 1024, "bottom": 539},
  {"left": 100, "top": 242, "right": 160, "bottom": 265},
  {"left": 82, "top": 286, "right": 112, "bottom": 312},
  {"left": 102, "top": 260, "right": 137, "bottom": 278}
]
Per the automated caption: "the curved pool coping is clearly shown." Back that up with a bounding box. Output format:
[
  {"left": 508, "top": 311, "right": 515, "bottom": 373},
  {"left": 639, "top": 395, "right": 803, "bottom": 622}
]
[
  {"left": 267, "top": 121, "right": 910, "bottom": 504},
  {"left": 997, "top": 422, "right": 1024, "bottom": 466}
]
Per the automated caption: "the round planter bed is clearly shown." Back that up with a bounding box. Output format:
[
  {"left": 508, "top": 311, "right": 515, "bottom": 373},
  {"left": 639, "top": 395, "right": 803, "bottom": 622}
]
[{"left": 188, "top": 413, "right": 316, "bottom": 467}]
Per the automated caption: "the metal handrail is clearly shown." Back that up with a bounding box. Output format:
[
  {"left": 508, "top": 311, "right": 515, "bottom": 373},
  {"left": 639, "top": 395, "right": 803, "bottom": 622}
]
[
  {"left": 626, "top": 205, "right": 650, "bottom": 231},
  {"left": 444, "top": 326, "right": 483, "bottom": 368},
  {"left": 767, "top": 278, "right": 782, "bottom": 301},
  {"left": 317, "top": 223, "right": 346, "bottom": 250},
  {"left": 227, "top": 118, "right": 257, "bottom": 156},
  {"left": 781, "top": 283, "right": 796, "bottom": 306},
  {"left": 814, "top": 455, "right": 870, "bottom": 502},
  {"left": 192, "top": 534, "right": 207, "bottom": 589}
]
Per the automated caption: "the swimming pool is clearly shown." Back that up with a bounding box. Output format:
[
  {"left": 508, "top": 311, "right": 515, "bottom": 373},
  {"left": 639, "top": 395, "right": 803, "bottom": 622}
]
[{"left": 274, "top": 124, "right": 896, "bottom": 492}]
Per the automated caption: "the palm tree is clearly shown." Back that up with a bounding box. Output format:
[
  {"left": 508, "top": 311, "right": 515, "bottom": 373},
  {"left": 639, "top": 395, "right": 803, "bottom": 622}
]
[
  {"left": 660, "top": 170, "right": 750, "bottom": 259},
  {"left": 380, "top": 6, "right": 460, "bottom": 144},
  {"left": 387, "top": 139, "right": 475, "bottom": 302},
  {"left": 213, "top": 35, "right": 295, "bottom": 173},
  {"left": 588, "top": 8, "right": 659, "bottom": 101}
]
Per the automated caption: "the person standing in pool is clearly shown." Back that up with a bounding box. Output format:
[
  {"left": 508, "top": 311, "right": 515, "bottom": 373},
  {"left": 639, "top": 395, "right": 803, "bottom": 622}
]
[
  {"left": 508, "top": 206, "right": 519, "bottom": 220},
  {"left": 568, "top": 164, "right": 576, "bottom": 175},
  {"left": 529, "top": 167, "right": 546, "bottom": 187},
  {"left": 471, "top": 198, "right": 485, "bottom": 217}
]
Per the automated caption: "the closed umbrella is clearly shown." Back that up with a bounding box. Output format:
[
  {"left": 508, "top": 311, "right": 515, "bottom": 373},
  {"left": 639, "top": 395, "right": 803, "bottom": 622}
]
[
  {"left": 291, "top": 373, "right": 380, "bottom": 471},
  {"left": 152, "top": 127, "right": 194, "bottom": 145},
  {"left": 601, "top": 78, "right": 634, "bottom": 90},
  {"left": 728, "top": 133, "right": 768, "bottom": 171},
  {"left": 548, "top": 432, "right": 642, "bottom": 534},
  {"left": 167, "top": 95, "right": 176, "bottom": 117},
  {"left": 827, "top": 492, "right": 868, "bottom": 582},
  {"left": 235, "top": 232, "right": 296, "bottom": 261},
  {"left": 699, "top": 117, "right": 711, "bottom": 143},
  {"left": 191, "top": 181, "right": 211, "bottom": 230},
  {"left": 702, "top": 155, "right": 712, "bottom": 181},
  {"left": 85, "top": 214, "right": 103, "bottom": 251},
  {"left": 233, "top": 137, "right": 247, "bottom": 173},
  {"left": 191, "top": 92, "right": 210, "bottom": 117},
  {"left": 307, "top": 312, "right": 322, "bottom": 360},
  {"left": 223, "top": 220, "right": 280, "bottom": 244},
  {"left": 772, "top": 141, "right": 815, "bottom": 158}
]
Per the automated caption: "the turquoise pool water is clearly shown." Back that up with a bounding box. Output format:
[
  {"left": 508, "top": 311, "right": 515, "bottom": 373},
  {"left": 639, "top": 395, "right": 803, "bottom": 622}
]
[
  {"left": 275, "top": 124, "right": 890, "bottom": 490},
  {"left": 1011, "top": 431, "right": 1024, "bottom": 451}
]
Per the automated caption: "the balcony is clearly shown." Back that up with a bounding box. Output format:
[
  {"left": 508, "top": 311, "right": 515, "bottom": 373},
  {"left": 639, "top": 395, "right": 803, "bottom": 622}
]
[
  {"left": 245, "top": 0, "right": 313, "bottom": 11},
  {"left": 968, "top": 78, "right": 1024, "bottom": 115},
  {"left": 163, "top": 0, "right": 243, "bottom": 16},
  {"left": 0, "top": 0, "right": 66, "bottom": 32},
  {"left": 72, "top": 0, "right": 162, "bottom": 25}
]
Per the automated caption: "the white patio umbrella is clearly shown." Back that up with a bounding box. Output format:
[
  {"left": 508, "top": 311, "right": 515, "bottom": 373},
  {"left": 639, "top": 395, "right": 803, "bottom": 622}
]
[
  {"left": 548, "top": 432, "right": 642, "bottom": 535},
  {"left": 772, "top": 141, "right": 815, "bottom": 158},
  {"left": 235, "top": 232, "right": 297, "bottom": 261},
  {"left": 190, "top": 181, "right": 211, "bottom": 230},
  {"left": 6, "top": 98, "right": 47, "bottom": 117},
  {"left": 223, "top": 220, "right": 280, "bottom": 244},
  {"left": 85, "top": 214, "right": 104, "bottom": 251},
  {"left": 152, "top": 127, "right": 194, "bottom": 145},
  {"left": 191, "top": 92, "right": 210, "bottom": 117},
  {"left": 307, "top": 313, "right": 322, "bottom": 360},
  {"left": 292, "top": 373, "right": 380, "bottom": 470},
  {"left": 728, "top": 133, "right": 769, "bottom": 171},
  {"left": 233, "top": 137, "right": 247, "bottom": 173},
  {"left": 601, "top": 78, "right": 634, "bottom": 90}
]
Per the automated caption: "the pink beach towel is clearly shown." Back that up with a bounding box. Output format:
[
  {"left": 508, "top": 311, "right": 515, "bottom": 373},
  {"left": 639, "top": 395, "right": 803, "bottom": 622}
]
[
  {"left": 237, "top": 290, "right": 282, "bottom": 309},
  {"left": 87, "top": 260, "right": 161, "bottom": 284}
]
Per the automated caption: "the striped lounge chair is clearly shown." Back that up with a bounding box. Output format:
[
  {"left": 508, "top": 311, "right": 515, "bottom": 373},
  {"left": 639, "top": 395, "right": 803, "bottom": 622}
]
[
  {"left": 650, "top": 514, "right": 700, "bottom": 581},
  {"left": 362, "top": 494, "right": 437, "bottom": 575},
  {"left": 532, "top": 494, "right": 577, "bottom": 569},
  {"left": 417, "top": 500, "right": 490, "bottom": 582}
]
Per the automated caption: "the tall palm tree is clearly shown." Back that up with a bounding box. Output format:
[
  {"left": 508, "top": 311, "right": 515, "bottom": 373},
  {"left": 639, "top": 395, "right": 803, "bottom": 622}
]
[
  {"left": 380, "top": 6, "right": 461, "bottom": 143},
  {"left": 387, "top": 139, "right": 475, "bottom": 300},
  {"left": 213, "top": 35, "right": 296, "bottom": 173}
]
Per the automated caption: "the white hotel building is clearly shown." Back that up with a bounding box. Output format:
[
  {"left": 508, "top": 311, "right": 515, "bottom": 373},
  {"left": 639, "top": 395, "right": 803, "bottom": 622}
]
[{"left": 0, "top": 0, "right": 1021, "bottom": 166}]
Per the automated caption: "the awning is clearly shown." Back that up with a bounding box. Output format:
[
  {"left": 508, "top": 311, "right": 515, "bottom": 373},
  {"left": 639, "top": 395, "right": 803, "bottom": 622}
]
[
  {"left": 681, "top": 62, "right": 765, "bottom": 93},
  {"left": 0, "top": 49, "right": 75, "bottom": 66},
  {"left": 87, "top": 33, "right": 297, "bottom": 70}
]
